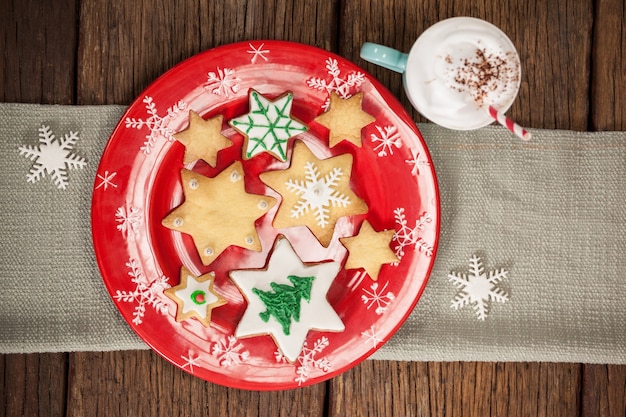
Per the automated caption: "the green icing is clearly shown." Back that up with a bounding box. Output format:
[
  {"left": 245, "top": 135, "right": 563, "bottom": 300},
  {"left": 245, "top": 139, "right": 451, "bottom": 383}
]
[{"left": 252, "top": 275, "right": 315, "bottom": 335}]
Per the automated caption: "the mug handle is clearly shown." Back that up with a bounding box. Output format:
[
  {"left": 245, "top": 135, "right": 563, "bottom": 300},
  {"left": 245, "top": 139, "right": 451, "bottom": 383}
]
[{"left": 360, "top": 42, "right": 409, "bottom": 73}]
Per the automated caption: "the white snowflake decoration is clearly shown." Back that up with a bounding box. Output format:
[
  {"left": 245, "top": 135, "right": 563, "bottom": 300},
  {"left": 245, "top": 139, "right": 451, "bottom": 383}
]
[
  {"left": 113, "top": 259, "right": 170, "bottom": 325},
  {"left": 115, "top": 206, "right": 142, "bottom": 237},
  {"left": 392, "top": 207, "right": 434, "bottom": 260},
  {"left": 361, "top": 281, "right": 395, "bottom": 315},
  {"left": 211, "top": 335, "right": 250, "bottom": 368},
  {"left": 247, "top": 42, "right": 270, "bottom": 63},
  {"left": 405, "top": 148, "right": 430, "bottom": 176},
  {"left": 449, "top": 255, "right": 509, "bottom": 320},
  {"left": 181, "top": 351, "right": 202, "bottom": 373},
  {"left": 125, "top": 96, "right": 186, "bottom": 154},
  {"left": 361, "top": 325, "right": 384, "bottom": 348},
  {"left": 276, "top": 337, "right": 332, "bottom": 386},
  {"left": 18, "top": 125, "right": 87, "bottom": 190},
  {"left": 95, "top": 170, "right": 118, "bottom": 191},
  {"left": 285, "top": 162, "right": 351, "bottom": 228},
  {"left": 370, "top": 125, "right": 402, "bottom": 157},
  {"left": 307, "top": 58, "right": 366, "bottom": 108},
  {"left": 205, "top": 67, "right": 241, "bottom": 97}
]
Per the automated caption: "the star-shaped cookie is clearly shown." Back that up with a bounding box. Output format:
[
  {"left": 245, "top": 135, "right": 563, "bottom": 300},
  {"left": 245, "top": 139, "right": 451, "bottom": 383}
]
[
  {"left": 229, "top": 90, "right": 307, "bottom": 161},
  {"left": 259, "top": 140, "right": 368, "bottom": 247},
  {"left": 164, "top": 266, "right": 226, "bottom": 327},
  {"left": 339, "top": 220, "right": 399, "bottom": 281},
  {"left": 230, "top": 236, "right": 344, "bottom": 362},
  {"left": 173, "top": 110, "right": 232, "bottom": 166},
  {"left": 162, "top": 161, "right": 276, "bottom": 265},
  {"left": 314, "top": 92, "right": 376, "bottom": 148}
]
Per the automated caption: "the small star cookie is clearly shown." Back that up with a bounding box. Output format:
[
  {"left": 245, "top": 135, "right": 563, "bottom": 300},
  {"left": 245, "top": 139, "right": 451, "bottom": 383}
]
[
  {"left": 339, "top": 220, "right": 399, "bottom": 281},
  {"left": 230, "top": 236, "right": 344, "bottom": 362},
  {"left": 164, "top": 266, "right": 226, "bottom": 327},
  {"left": 259, "top": 140, "right": 368, "bottom": 247},
  {"left": 174, "top": 110, "right": 232, "bottom": 166},
  {"left": 162, "top": 161, "right": 276, "bottom": 265},
  {"left": 314, "top": 92, "right": 376, "bottom": 148},
  {"left": 229, "top": 90, "right": 307, "bottom": 161}
]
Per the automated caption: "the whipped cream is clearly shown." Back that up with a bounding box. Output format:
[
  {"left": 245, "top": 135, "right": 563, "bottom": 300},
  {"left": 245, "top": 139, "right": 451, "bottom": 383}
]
[{"left": 406, "top": 17, "right": 521, "bottom": 130}]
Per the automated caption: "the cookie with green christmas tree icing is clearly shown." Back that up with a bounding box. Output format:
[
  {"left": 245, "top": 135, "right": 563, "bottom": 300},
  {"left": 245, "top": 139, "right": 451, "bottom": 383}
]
[
  {"left": 229, "top": 89, "right": 307, "bottom": 162},
  {"left": 230, "top": 236, "right": 344, "bottom": 362}
]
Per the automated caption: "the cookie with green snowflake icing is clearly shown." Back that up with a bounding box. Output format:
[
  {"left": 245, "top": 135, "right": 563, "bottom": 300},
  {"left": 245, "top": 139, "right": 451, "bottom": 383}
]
[
  {"left": 229, "top": 89, "right": 307, "bottom": 161},
  {"left": 230, "top": 236, "right": 344, "bottom": 362}
]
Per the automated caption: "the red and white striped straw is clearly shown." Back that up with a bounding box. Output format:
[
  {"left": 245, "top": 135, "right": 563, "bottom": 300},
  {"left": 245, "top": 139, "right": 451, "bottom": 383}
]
[{"left": 487, "top": 105, "right": 531, "bottom": 141}]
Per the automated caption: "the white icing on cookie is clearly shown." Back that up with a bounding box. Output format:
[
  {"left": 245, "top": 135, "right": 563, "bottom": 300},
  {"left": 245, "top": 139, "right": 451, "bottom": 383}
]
[{"left": 230, "top": 237, "right": 344, "bottom": 362}]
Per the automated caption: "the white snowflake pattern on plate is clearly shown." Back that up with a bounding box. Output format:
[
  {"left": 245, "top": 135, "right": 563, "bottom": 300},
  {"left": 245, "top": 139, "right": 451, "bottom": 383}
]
[
  {"left": 18, "top": 125, "right": 87, "bottom": 190},
  {"left": 361, "top": 325, "right": 384, "bottom": 348},
  {"left": 211, "top": 335, "right": 250, "bottom": 368},
  {"left": 181, "top": 350, "right": 203, "bottom": 373},
  {"left": 95, "top": 170, "right": 118, "bottom": 191},
  {"left": 205, "top": 67, "right": 241, "bottom": 97},
  {"left": 370, "top": 125, "right": 402, "bottom": 157},
  {"left": 307, "top": 58, "right": 366, "bottom": 109},
  {"left": 392, "top": 207, "right": 434, "bottom": 260},
  {"left": 246, "top": 42, "right": 270, "bottom": 63},
  {"left": 361, "top": 281, "right": 395, "bottom": 315},
  {"left": 405, "top": 148, "right": 430, "bottom": 176},
  {"left": 276, "top": 336, "right": 332, "bottom": 386},
  {"left": 113, "top": 258, "right": 170, "bottom": 325},
  {"left": 449, "top": 255, "right": 509, "bottom": 320},
  {"left": 115, "top": 205, "right": 142, "bottom": 237},
  {"left": 124, "top": 96, "right": 186, "bottom": 154}
]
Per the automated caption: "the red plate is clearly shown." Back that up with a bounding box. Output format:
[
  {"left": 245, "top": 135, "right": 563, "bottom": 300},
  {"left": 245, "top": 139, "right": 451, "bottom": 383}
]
[{"left": 91, "top": 41, "right": 440, "bottom": 390}]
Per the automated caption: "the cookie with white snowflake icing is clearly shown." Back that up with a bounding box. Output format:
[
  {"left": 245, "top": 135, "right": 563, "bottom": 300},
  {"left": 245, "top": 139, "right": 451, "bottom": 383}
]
[
  {"left": 259, "top": 140, "right": 368, "bottom": 247},
  {"left": 164, "top": 266, "right": 226, "bottom": 327},
  {"left": 162, "top": 161, "right": 276, "bottom": 265},
  {"left": 229, "top": 89, "right": 307, "bottom": 161},
  {"left": 230, "top": 236, "right": 344, "bottom": 362}
]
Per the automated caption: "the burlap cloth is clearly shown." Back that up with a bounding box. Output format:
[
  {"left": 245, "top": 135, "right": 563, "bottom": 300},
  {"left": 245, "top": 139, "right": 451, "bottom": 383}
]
[{"left": 1, "top": 103, "right": 624, "bottom": 363}]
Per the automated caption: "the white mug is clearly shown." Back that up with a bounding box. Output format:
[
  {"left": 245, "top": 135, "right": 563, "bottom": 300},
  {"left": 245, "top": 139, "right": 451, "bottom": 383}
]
[{"left": 361, "top": 17, "right": 521, "bottom": 130}]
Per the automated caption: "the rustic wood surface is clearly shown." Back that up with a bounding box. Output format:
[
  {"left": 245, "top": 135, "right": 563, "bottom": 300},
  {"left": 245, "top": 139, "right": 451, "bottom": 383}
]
[{"left": 2, "top": 0, "right": 626, "bottom": 415}]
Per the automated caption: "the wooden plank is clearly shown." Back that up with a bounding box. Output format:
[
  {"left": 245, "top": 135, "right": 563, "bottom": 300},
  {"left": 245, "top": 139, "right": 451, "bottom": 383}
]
[
  {"left": 328, "top": 361, "right": 581, "bottom": 417},
  {"left": 581, "top": 365, "right": 626, "bottom": 417},
  {"left": 338, "top": 0, "right": 593, "bottom": 130},
  {"left": 1, "top": 353, "right": 68, "bottom": 417},
  {"left": 76, "top": 0, "right": 338, "bottom": 104},
  {"left": 0, "top": 1, "right": 75, "bottom": 416},
  {"left": 66, "top": 351, "right": 326, "bottom": 417},
  {"left": 590, "top": 0, "right": 626, "bottom": 130},
  {"left": 327, "top": 360, "right": 430, "bottom": 417},
  {"left": 0, "top": 0, "right": 77, "bottom": 104}
]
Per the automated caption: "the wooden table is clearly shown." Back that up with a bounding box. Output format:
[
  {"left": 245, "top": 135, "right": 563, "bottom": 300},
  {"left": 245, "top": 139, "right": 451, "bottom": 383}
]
[{"left": 2, "top": 0, "right": 625, "bottom": 415}]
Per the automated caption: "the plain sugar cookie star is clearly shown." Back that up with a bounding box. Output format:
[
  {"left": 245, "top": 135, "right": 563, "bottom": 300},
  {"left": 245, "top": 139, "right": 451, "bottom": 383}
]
[
  {"left": 339, "top": 220, "right": 399, "bottom": 281},
  {"left": 162, "top": 161, "right": 276, "bottom": 265},
  {"left": 229, "top": 90, "right": 307, "bottom": 161},
  {"left": 230, "top": 236, "right": 344, "bottom": 362},
  {"left": 164, "top": 266, "right": 226, "bottom": 327},
  {"left": 173, "top": 110, "right": 232, "bottom": 167},
  {"left": 313, "top": 91, "right": 376, "bottom": 148},
  {"left": 259, "top": 140, "right": 368, "bottom": 247}
]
